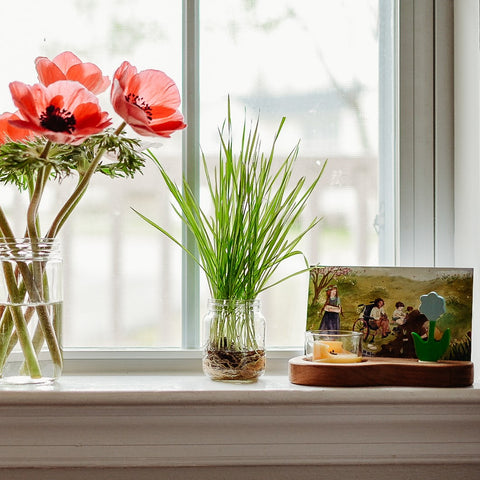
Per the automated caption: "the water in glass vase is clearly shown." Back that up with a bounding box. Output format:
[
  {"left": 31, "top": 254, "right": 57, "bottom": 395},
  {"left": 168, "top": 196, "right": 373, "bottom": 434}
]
[
  {"left": 0, "top": 301, "right": 63, "bottom": 384},
  {"left": 0, "top": 238, "right": 63, "bottom": 385}
]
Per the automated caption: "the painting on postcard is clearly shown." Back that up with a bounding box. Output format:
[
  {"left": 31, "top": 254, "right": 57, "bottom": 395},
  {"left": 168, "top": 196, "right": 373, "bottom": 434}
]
[{"left": 306, "top": 266, "right": 473, "bottom": 360}]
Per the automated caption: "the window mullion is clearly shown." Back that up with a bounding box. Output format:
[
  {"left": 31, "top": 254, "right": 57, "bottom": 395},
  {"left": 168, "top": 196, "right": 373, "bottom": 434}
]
[
  {"left": 434, "top": 0, "right": 454, "bottom": 266},
  {"left": 182, "top": 0, "right": 200, "bottom": 348},
  {"left": 378, "top": 0, "right": 396, "bottom": 265},
  {"left": 398, "top": 0, "right": 436, "bottom": 266},
  {"left": 398, "top": 0, "right": 455, "bottom": 267}
]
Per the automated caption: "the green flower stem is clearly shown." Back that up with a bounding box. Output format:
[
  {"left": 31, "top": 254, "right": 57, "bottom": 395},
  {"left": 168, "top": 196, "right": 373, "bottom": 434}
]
[
  {"left": 0, "top": 308, "right": 14, "bottom": 368},
  {"left": 18, "top": 314, "right": 45, "bottom": 376},
  {"left": 0, "top": 282, "right": 29, "bottom": 370},
  {"left": 15, "top": 260, "right": 62, "bottom": 370},
  {"left": 5, "top": 305, "right": 34, "bottom": 359},
  {"left": 2, "top": 122, "right": 125, "bottom": 371},
  {"left": 0, "top": 120, "right": 140, "bottom": 377},
  {"left": 26, "top": 175, "right": 41, "bottom": 238},
  {"left": 0, "top": 256, "right": 62, "bottom": 373},
  {"left": 27, "top": 164, "right": 52, "bottom": 305},
  {"left": 0, "top": 206, "right": 15, "bottom": 239},
  {"left": 47, "top": 122, "right": 127, "bottom": 238},
  {"left": 20, "top": 307, "right": 60, "bottom": 375},
  {"left": 20, "top": 296, "right": 59, "bottom": 375},
  {"left": 0, "top": 207, "right": 62, "bottom": 374},
  {"left": 12, "top": 144, "right": 53, "bottom": 370},
  {"left": 0, "top": 224, "right": 15, "bottom": 370},
  {"left": 1, "top": 262, "right": 42, "bottom": 377},
  {"left": 47, "top": 184, "right": 86, "bottom": 238},
  {"left": 26, "top": 141, "right": 52, "bottom": 240}
]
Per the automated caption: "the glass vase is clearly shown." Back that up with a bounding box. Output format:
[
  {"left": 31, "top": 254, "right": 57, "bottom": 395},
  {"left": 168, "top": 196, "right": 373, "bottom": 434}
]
[
  {"left": 0, "top": 238, "right": 63, "bottom": 385},
  {"left": 202, "top": 299, "right": 266, "bottom": 382}
]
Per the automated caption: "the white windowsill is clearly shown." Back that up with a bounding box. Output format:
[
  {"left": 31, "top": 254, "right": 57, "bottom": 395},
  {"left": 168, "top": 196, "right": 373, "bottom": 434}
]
[
  {"left": 3, "top": 372, "right": 478, "bottom": 402},
  {"left": 1, "top": 367, "right": 479, "bottom": 479}
]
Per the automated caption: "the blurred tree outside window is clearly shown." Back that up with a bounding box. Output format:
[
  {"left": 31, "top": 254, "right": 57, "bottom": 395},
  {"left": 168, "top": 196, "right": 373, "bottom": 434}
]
[{"left": 0, "top": 0, "right": 389, "bottom": 349}]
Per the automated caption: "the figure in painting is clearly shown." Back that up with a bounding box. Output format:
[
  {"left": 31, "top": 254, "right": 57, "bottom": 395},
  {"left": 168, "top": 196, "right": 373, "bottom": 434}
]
[
  {"left": 319, "top": 285, "right": 342, "bottom": 330},
  {"left": 392, "top": 301, "right": 406, "bottom": 332},
  {"left": 370, "top": 297, "right": 391, "bottom": 338}
]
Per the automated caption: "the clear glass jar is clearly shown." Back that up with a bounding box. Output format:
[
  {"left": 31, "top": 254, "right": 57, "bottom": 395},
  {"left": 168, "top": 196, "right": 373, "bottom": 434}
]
[
  {"left": 305, "top": 330, "right": 363, "bottom": 363},
  {"left": 0, "top": 238, "right": 63, "bottom": 384},
  {"left": 202, "top": 299, "right": 266, "bottom": 382}
]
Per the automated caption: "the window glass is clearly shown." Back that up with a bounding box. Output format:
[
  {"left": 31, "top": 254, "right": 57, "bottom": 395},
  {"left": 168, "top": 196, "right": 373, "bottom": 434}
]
[
  {"left": 0, "top": 0, "right": 183, "bottom": 347},
  {"left": 200, "top": 0, "right": 384, "bottom": 346},
  {"left": 0, "top": 0, "right": 390, "bottom": 349}
]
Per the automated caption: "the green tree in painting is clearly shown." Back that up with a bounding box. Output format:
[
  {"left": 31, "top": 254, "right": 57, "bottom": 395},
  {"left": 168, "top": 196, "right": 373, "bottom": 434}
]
[
  {"left": 307, "top": 266, "right": 351, "bottom": 330},
  {"left": 309, "top": 266, "right": 352, "bottom": 306}
]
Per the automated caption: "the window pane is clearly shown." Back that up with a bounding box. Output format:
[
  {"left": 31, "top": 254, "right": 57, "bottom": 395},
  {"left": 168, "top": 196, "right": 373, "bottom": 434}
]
[
  {"left": 1, "top": 1, "right": 393, "bottom": 351},
  {"left": 200, "top": 0, "right": 386, "bottom": 346},
  {"left": 0, "top": 0, "right": 183, "bottom": 347}
]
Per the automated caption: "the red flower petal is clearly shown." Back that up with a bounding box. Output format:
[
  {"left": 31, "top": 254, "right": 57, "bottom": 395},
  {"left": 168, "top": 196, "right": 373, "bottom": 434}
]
[
  {"left": 51, "top": 51, "right": 83, "bottom": 72},
  {"left": 9, "top": 82, "right": 46, "bottom": 125},
  {"left": 73, "top": 102, "right": 111, "bottom": 132},
  {"left": 129, "top": 70, "right": 181, "bottom": 108},
  {"left": 35, "top": 58, "right": 65, "bottom": 87},
  {"left": 114, "top": 61, "right": 136, "bottom": 86},
  {"left": 35, "top": 51, "right": 110, "bottom": 94},
  {"left": 68, "top": 63, "right": 110, "bottom": 94},
  {"left": 111, "top": 61, "right": 185, "bottom": 138},
  {"left": 9, "top": 80, "right": 111, "bottom": 145},
  {"left": 0, "top": 112, "right": 35, "bottom": 144}
]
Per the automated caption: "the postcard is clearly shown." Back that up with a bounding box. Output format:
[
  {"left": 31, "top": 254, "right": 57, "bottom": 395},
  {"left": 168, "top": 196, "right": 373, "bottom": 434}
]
[{"left": 306, "top": 266, "right": 473, "bottom": 360}]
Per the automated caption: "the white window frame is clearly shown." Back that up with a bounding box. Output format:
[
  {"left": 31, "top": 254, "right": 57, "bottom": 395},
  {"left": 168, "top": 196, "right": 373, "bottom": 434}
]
[
  {"left": 397, "top": 0, "right": 455, "bottom": 267},
  {"left": 182, "top": 0, "right": 201, "bottom": 349},
  {"left": 60, "top": 0, "right": 464, "bottom": 375}
]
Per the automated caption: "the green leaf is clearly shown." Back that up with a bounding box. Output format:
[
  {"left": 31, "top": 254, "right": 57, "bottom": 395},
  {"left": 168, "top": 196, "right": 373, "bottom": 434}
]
[
  {"left": 137, "top": 99, "right": 325, "bottom": 302},
  {"left": 0, "top": 129, "right": 149, "bottom": 191}
]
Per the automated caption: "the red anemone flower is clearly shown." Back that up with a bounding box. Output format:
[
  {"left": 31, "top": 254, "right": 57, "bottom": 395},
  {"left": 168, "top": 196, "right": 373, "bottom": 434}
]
[
  {"left": 35, "top": 51, "right": 110, "bottom": 95},
  {"left": 9, "top": 80, "right": 112, "bottom": 145},
  {"left": 111, "top": 61, "right": 186, "bottom": 138},
  {"left": 0, "top": 112, "right": 35, "bottom": 145}
]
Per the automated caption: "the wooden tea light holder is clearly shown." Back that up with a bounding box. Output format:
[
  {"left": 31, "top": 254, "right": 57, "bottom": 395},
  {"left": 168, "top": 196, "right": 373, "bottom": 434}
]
[{"left": 289, "top": 293, "right": 474, "bottom": 388}]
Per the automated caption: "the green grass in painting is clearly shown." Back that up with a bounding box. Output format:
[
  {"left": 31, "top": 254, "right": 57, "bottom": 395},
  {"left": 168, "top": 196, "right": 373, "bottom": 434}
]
[{"left": 307, "top": 271, "right": 472, "bottom": 344}]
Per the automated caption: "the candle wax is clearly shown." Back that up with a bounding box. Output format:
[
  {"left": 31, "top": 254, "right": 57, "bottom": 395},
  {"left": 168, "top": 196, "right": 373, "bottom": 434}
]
[{"left": 312, "top": 340, "right": 361, "bottom": 363}]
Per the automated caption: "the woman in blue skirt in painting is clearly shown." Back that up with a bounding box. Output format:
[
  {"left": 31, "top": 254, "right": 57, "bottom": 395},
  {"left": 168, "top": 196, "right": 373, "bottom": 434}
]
[{"left": 319, "top": 285, "right": 342, "bottom": 331}]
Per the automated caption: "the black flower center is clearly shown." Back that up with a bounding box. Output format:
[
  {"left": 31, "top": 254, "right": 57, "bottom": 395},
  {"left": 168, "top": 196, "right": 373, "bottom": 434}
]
[
  {"left": 125, "top": 93, "right": 152, "bottom": 121},
  {"left": 40, "top": 104, "right": 76, "bottom": 133}
]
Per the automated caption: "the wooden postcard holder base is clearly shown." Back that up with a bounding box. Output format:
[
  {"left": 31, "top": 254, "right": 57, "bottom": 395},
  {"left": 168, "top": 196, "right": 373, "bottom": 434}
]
[{"left": 288, "top": 356, "right": 474, "bottom": 387}]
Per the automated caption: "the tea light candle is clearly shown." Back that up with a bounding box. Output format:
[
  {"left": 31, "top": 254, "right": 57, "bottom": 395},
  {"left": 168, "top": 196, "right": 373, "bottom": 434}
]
[{"left": 313, "top": 340, "right": 362, "bottom": 363}]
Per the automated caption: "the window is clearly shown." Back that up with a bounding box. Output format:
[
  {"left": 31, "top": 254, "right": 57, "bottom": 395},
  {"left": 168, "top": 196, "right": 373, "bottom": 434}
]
[
  {"left": 0, "top": 1, "right": 455, "bottom": 358},
  {"left": 1, "top": 0, "right": 184, "bottom": 349},
  {"left": 199, "top": 0, "right": 389, "bottom": 348}
]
